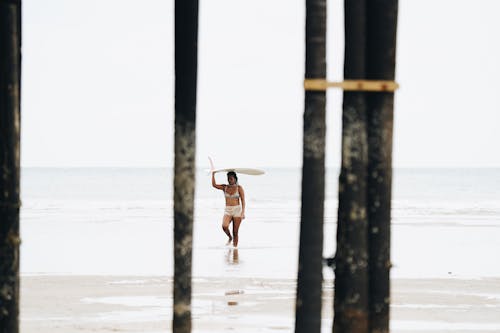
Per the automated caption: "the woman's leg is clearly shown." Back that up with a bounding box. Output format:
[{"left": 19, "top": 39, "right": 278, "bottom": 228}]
[
  {"left": 222, "top": 214, "right": 233, "bottom": 243},
  {"left": 232, "top": 217, "right": 242, "bottom": 247}
]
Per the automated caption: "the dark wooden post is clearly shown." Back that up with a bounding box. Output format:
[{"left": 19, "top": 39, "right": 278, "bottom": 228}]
[
  {"left": 366, "top": 1, "right": 398, "bottom": 332},
  {"left": 333, "top": 0, "right": 370, "bottom": 332},
  {"left": 0, "top": 0, "right": 21, "bottom": 332},
  {"left": 294, "top": 0, "right": 327, "bottom": 332},
  {"left": 173, "top": 0, "right": 198, "bottom": 332}
]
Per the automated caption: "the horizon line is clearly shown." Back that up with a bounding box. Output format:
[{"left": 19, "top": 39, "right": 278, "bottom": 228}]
[{"left": 19, "top": 165, "right": 500, "bottom": 169}]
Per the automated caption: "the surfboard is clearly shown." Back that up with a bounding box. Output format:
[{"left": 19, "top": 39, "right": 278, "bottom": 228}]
[
  {"left": 211, "top": 167, "right": 265, "bottom": 176},
  {"left": 208, "top": 157, "right": 265, "bottom": 176}
]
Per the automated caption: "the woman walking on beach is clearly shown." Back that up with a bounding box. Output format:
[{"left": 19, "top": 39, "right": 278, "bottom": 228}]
[{"left": 211, "top": 171, "right": 245, "bottom": 247}]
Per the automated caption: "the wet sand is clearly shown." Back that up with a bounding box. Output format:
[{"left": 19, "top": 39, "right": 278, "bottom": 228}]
[{"left": 20, "top": 275, "right": 500, "bottom": 333}]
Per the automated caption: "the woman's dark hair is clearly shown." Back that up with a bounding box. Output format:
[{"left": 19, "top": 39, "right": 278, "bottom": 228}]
[{"left": 227, "top": 171, "right": 238, "bottom": 183}]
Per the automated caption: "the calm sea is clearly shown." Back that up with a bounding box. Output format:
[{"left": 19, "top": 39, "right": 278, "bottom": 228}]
[{"left": 20, "top": 168, "right": 500, "bottom": 279}]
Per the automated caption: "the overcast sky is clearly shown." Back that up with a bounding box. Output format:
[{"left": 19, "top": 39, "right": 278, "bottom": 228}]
[{"left": 21, "top": 0, "right": 500, "bottom": 168}]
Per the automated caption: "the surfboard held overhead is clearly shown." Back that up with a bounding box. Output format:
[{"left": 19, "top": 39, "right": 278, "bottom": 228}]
[
  {"left": 211, "top": 167, "right": 265, "bottom": 176},
  {"left": 208, "top": 157, "right": 265, "bottom": 176}
]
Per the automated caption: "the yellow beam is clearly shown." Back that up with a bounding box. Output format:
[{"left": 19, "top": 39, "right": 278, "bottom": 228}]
[{"left": 304, "top": 79, "right": 399, "bottom": 92}]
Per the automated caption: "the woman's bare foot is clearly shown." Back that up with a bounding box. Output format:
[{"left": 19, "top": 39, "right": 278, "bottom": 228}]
[{"left": 226, "top": 236, "right": 233, "bottom": 246}]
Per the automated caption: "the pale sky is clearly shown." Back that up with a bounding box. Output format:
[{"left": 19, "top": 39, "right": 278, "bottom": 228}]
[{"left": 21, "top": 0, "right": 500, "bottom": 168}]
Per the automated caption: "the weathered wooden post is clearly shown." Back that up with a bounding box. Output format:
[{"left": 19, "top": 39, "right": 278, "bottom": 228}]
[
  {"left": 173, "top": 0, "right": 198, "bottom": 332},
  {"left": 366, "top": 1, "right": 398, "bottom": 332},
  {"left": 0, "top": 0, "right": 22, "bottom": 332},
  {"left": 295, "top": 0, "right": 327, "bottom": 332},
  {"left": 333, "top": 1, "right": 399, "bottom": 332},
  {"left": 333, "top": 0, "right": 370, "bottom": 332}
]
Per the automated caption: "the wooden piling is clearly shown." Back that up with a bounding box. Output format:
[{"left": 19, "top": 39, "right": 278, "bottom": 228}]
[
  {"left": 0, "top": 0, "right": 22, "bottom": 332},
  {"left": 333, "top": 1, "right": 370, "bottom": 332},
  {"left": 366, "top": 1, "right": 398, "bottom": 332},
  {"left": 295, "top": 0, "right": 327, "bottom": 332},
  {"left": 173, "top": 1, "right": 198, "bottom": 332}
]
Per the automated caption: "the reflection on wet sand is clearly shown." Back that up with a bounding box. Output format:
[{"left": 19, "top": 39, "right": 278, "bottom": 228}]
[
  {"left": 225, "top": 248, "right": 242, "bottom": 306},
  {"left": 226, "top": 248, "right": 239, "bottom": 265},
  {"left": 225, "top": 289, "right": 244, "bottom": 306}
]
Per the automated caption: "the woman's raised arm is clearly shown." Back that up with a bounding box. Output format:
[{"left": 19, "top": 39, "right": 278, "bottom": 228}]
[{"left": 212, "top": 172, "right": 225, "bottom": 190}]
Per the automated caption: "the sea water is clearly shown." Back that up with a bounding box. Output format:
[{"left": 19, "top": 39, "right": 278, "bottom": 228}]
[{"left": 20, "top": 167, "right": 500, "bottom": 279}]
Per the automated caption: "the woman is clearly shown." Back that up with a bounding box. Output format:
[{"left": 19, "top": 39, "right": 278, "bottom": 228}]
[{"left": 211, "top": 171, "right": 245, "bottom": 247}]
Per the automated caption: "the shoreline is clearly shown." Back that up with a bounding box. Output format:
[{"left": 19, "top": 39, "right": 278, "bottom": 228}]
[{"left": 20, "top": 275, "right": 500, "bottom": 333}]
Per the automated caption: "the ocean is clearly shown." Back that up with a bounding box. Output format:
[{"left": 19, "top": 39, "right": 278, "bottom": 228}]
[{"left": 20, "top": 167, "right": 500, "bottom": 279}]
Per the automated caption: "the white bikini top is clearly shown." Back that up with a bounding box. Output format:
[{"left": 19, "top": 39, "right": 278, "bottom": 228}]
[{"left": 224, "top": 185, "right": 240, "bottom": 198}]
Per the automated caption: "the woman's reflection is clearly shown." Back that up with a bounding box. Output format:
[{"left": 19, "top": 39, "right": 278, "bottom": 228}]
[{"left": 226, "top": 248, "right": 239, "bottom": 265}]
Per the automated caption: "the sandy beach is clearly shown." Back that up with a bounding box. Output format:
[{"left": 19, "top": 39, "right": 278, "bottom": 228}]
[
  {"left": 20, "top": 275, "right": 500, "bottom": 333},
  {"left": 18, "top": 168, "right": 500, "bottom": 332}
]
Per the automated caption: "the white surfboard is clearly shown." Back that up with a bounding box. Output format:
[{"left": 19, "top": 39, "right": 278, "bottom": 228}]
[
  {"left": 211, "top": 167, "right": 265, "bottom": 176},
  {"left": 208, "top": 157, "right": 265, "bottom": 176}
]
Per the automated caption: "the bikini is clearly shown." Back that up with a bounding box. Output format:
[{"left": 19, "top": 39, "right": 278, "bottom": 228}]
[
  {"left": 224, "top": 185, "right": 242, "bottom": 217},
  {"left": 224, "top": 185, "right": 240, "bottom": 199}
]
